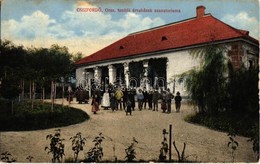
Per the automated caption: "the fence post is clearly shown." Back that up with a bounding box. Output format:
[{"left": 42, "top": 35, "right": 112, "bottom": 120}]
[{"left": 169, "top": 124, "right": 172, "bottom": 161}]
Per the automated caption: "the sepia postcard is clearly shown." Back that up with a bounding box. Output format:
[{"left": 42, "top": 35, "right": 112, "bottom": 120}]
[{"left": 0, "top": 0, "right": 259, "bottom": 163}]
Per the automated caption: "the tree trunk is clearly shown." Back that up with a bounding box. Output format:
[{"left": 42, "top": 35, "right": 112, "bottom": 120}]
[
  {"left": 22, "top": 79, "right": 25, "bottom": 101},
  {"left": 42, "top": 86, "right": 45, "bottom": 104},
  {"left": 51, "top": 80, "right": 54, "bottom": 112},
  {"left": 19, "top": 80, "right": 22, "bottom": 102},
  {"left": 29, "top": 80, "right": 32, "bottom": 100},
  {"left": 31, "top": 80, "right": 35, "bottom": 110},
  {"left": 54, "top": 81, "right": 56, "bottom": 103},
  {"left": 11, "top": 100, "right": 14, "bottom": 115},
  {"left": 62, "top": 83, "right": 64, "bottom": 107}
]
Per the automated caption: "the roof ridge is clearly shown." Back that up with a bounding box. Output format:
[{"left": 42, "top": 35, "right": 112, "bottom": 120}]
[
  {"left": 209, "top": 15, "right": 259, "bottom": 42},
  {"left": 210, "top": 15, "right": 249, "bottom": 36},
  {"left": 128, "top": 14, "right": 212, "bottom": 36}
]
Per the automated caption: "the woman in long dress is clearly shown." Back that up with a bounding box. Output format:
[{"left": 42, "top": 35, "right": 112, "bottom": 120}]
[{"left": 101, "top": 90, "right": 110, "bottom": 110}]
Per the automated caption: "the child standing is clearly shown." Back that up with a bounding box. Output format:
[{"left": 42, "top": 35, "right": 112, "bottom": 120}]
[
  {"left": 175, "top": 91, "right": 182, "bottom": 112},
  {"left": 126, "top": 100, "right": 132, "bottom": 115},
  {"left": 129, "top": 88, "right": 136, "bottom": 111}
]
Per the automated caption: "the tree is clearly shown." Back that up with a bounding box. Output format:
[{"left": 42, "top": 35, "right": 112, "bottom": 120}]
[
  {"left": 0, "top": 40, "right": 27, "bottom": 79},
  {"left": 179, "top": 45, "right": 229, "bottom": 115},
  {"left": 0, "top": 76, "right": 21, "bottom": 114},
  {"left": 48, "top": 44, "right": 73, "bottom": 110},
  {"left": 25, "top": 45, "right": 74, "bottom": 109},
  {"left": 228, "top": 65, "right": 258, "bottom": 114},
  {"left": 0, "top": 40, "right": 77, "bottom": 109},
  {"left": 72, "top": 52, "right": 83, "bottom": 63}
]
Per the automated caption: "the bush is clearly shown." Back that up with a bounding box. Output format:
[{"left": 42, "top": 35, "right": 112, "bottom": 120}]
[
  {"left": 0, "top": 100, "right": 89, "bottom": 131},
  {"left": 185, "top": 112, "right": 258, "bottom": 137}
]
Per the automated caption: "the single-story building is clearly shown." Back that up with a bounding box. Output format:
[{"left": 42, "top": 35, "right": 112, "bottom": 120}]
[{"left": 74, "top": 6, "right": 259, "bottom": 96}]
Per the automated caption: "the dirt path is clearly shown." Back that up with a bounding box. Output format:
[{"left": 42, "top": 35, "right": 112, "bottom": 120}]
[{"left": 0, "top": 99, "right": 257, "bottom": 162}]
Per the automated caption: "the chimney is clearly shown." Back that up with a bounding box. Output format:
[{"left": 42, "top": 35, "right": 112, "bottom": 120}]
[{"left": 196, "top": 6, "right": 206, "bottom": 18}]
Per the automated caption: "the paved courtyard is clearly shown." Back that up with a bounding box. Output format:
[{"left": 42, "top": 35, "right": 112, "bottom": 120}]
[{"left": 0, "top": 99, "right": 257, "bottom": 162}]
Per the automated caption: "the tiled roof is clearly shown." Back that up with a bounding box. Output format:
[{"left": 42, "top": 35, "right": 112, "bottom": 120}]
[{"left": 75, "top": 12, "right": 258, "bottom": 66}]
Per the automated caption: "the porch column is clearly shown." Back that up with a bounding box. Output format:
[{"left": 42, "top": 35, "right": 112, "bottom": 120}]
[
  {"left": 94, "top": 67, "right": 102, "bottom": 85},
  {"left": 124, "top": 62, "right": 130, "bottom": 88},
  {"left": 108, "top": 64, "right": 116, "bottom": 85},
  {"left": 143, "top": 60, "right": 149, "bottom": 89},
  {"left": 166, "top": 58, "right": 170, "bottom": 91}
]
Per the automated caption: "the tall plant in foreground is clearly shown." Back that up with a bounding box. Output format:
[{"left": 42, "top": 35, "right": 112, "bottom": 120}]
[
  {"left": 70, "top": 132, "right": 87, "bottom": 162},
  {"left": 159, "top": 129, "right": 168, "bottom": 161},
  {"left": 1, "top": 151, "right": 16, "bottom": 162},
  {"left": 125, "top": 137, "right": 138, "bottom": 162},
  {"left": 227, "top": 134, "right": 239, "bottom": 162},
  {"left": 248, "top": 123, "right": 259, "bottom": 160},
  {"left": 26, "top": 155, "right": 34, "bottom": 162},
  {"left": 173, "top": 141, "right": 187, "bottom": 162},
  {"left": 45, "top": 129, "right": 65, "bottom": 163},
  {"left": 86, "top": 133, "right": 105, "bottom": 162}
]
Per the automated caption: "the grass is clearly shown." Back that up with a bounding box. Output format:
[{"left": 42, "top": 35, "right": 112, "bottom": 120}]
[{"left": 0, "top": 99, "right": 89, "bottom": 131}]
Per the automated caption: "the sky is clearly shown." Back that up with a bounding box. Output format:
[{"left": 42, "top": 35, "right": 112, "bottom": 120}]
[{"left": 1, "top": 0, "right": 259, "bottom": 56}]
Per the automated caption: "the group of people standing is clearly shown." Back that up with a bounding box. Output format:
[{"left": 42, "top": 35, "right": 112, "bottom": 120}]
[
  {"left": 90, "top": 86, "right": 182, "bottom": 115},
  {"left": 67, "top": 86, "right": 90, "bottom": 104}
]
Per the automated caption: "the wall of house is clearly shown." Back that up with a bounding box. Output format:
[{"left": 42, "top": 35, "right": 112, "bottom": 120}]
[
  {"left": 76, "top": 67, "right": 85, "bottom": 87},
  {"left": 163, "top": 50, "right": 200, "bottom": 96},
  {"left": 241, "top": 42, "right": 259, "bottom": 69},
  {"left": 228, "top": 41, "right": 259, "bottom": 70}
]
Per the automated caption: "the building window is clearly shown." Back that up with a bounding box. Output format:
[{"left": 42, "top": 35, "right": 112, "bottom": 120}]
[
  {"left": 161, "top": 36, "right": 167, "bottom": 41},
  {"left": 119, "top": 46, "right": 124, "bottom": 49}
]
